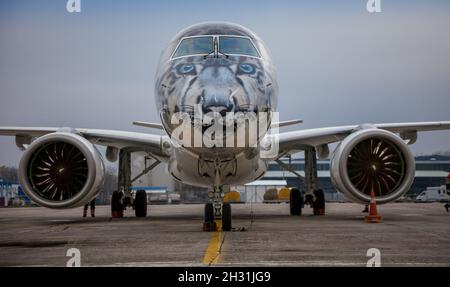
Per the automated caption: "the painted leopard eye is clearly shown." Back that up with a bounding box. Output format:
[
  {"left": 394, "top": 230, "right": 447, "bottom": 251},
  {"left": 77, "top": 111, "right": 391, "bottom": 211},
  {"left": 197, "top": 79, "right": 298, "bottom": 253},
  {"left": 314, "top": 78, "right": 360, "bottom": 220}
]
[
  {"left": 239, "top": 63, "right": 255, "bottom": 74},
  {"left": 177, "top": 64, "right": 195, "bottom": 74}
]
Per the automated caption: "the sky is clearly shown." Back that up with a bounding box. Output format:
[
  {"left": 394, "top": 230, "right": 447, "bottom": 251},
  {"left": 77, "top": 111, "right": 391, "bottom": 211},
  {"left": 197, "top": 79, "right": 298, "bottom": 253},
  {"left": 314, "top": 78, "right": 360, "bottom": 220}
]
[{"left": 1, "top": 0, "right": 450, "bottom": 166}]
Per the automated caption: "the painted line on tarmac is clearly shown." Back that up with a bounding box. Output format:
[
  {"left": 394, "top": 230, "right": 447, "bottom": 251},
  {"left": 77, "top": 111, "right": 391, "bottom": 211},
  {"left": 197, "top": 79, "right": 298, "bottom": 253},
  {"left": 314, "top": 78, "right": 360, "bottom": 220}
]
[{"left": 202, "top": 220, "right": 224, "bottom": 265}]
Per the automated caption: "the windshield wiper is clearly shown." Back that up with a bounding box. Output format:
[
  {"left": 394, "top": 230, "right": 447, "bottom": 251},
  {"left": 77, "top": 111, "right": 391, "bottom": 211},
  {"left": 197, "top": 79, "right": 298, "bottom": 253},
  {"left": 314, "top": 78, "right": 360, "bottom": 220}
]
[{"left": 204, "top": 37, "right": 229, "bottom": 59}]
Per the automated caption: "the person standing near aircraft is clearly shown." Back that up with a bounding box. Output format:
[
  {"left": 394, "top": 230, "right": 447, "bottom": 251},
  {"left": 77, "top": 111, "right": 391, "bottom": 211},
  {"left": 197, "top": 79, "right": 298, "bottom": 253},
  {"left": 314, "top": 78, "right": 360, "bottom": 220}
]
[{"left": 83, "top": 198, "right": 96, "bottom": 217}]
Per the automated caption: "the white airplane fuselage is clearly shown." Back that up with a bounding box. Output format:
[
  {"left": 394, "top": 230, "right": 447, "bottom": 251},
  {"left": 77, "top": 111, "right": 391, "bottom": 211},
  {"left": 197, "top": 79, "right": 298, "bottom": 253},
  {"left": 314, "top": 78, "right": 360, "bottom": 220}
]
[{"left": 154, "top": 22, "right": 279, "bottom": 187}]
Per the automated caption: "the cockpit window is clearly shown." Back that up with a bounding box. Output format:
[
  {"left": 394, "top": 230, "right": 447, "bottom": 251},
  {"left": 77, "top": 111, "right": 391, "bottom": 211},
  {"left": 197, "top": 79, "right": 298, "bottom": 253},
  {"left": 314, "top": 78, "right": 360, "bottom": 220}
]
[
  {"left": 219, "top": 36, "right": 260, "bottom": 57},
  {"left": 172, "top": 36, "right": 213, "bottom": 58}
]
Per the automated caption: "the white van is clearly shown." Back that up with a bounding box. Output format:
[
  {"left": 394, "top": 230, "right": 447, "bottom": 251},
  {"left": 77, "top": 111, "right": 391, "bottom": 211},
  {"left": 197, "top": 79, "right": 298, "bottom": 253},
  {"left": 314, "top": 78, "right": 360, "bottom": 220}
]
[{"left": 415, "top": 185, "right": 450, "bottom": 202}]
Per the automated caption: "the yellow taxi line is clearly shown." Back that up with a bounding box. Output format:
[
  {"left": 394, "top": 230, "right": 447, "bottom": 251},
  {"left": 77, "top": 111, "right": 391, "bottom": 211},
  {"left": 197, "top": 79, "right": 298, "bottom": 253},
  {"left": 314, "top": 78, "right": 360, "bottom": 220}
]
[{"left": 202, "top": 220, "right": 223, "bottom": 265}]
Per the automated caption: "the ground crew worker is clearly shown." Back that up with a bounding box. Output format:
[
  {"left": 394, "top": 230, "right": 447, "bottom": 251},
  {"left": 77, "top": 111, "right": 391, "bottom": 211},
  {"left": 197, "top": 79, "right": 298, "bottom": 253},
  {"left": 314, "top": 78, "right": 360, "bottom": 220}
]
[{"left": 83, "top": 199, "right": 96, "bottom": 217}]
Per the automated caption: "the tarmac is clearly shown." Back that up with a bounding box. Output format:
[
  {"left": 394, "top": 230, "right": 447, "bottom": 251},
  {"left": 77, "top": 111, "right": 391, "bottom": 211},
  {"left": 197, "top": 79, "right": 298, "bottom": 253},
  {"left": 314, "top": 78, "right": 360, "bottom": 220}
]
[{"left": 0, "top": 202, "right": 449, "bottom": 267}]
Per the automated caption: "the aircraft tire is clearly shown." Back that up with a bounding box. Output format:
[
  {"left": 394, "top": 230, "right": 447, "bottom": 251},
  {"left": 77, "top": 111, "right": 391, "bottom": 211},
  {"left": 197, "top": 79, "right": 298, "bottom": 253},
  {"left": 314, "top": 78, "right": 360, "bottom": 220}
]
[
  {"left": 222, "top": 203, "right": 232, "bottom": 231},
  {"left": 204, "top": 203, "right": 214, "bottom": 223},
  {"left": 290, "top": 188, "right": 303, "bottom": 215},
  {"left": 313, "top": 189, "right": 325, "bottom": 215},
  {"left": 134, "top": 190, "right": 147, "bottom": 217},
  {"left": 111, "top": 190, "right": 124, "bottom": 218}
]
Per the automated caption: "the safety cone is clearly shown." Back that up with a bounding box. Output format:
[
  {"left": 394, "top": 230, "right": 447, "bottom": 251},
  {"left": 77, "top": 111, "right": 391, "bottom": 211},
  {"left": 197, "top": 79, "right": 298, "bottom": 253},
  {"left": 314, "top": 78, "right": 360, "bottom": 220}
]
[{"left": 365, "top": 190, "right": 382, "bottom": 223}]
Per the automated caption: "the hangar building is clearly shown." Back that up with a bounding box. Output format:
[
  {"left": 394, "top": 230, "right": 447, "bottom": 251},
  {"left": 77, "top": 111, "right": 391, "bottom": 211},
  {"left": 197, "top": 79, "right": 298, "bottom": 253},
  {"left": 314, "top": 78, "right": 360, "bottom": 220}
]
[{"left": 260, "top": 155, "right": 450, "bottom": 200}]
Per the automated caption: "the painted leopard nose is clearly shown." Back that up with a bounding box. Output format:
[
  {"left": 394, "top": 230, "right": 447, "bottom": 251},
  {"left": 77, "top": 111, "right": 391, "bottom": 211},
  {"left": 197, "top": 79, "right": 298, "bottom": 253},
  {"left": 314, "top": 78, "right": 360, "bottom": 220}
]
[{"left": 201, "top": 95, "right": 235, "bottom": 116}]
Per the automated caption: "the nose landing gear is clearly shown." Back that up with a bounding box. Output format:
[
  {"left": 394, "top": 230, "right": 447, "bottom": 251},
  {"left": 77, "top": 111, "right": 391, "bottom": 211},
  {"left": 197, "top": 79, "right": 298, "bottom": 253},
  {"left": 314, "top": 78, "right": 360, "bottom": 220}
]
[
  {"left": 203, "top": 186, "right": 232, "bottom": 232},
  {"left": 203, "top": 159, "right": 232, "bottom": 231}
]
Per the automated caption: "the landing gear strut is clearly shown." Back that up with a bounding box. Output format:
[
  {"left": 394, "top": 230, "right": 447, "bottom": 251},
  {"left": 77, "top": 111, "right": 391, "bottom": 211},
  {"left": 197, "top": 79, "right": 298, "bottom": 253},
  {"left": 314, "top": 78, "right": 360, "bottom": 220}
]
[{"left": 304, "top": 147, "right": 323, "bottom": 213}]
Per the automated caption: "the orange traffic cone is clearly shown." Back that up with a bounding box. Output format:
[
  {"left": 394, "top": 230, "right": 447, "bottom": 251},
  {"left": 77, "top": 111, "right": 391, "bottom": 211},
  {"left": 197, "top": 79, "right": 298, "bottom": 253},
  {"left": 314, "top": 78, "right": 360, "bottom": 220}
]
[{"left": 365, "top": 190, "right": 382, "bottom": 223}]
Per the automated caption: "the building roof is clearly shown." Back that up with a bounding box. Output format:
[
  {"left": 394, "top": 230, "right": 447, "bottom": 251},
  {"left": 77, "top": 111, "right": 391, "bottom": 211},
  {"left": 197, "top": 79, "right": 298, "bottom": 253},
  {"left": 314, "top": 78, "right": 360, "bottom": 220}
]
[
  {"left": 264, "top": 170, "right": 450, "bottom": 179},
  {"left": 280, "top": 155, "right": 450, "bottom": 162},
  {"left": 245, "top": 180, "right": 287, "bottom": 186},
  {"left": 129, "top": 186, "right": 167, "bottom": 191},
  {"left": 415, "top": 155, "right": 450, "bottom": 161}
]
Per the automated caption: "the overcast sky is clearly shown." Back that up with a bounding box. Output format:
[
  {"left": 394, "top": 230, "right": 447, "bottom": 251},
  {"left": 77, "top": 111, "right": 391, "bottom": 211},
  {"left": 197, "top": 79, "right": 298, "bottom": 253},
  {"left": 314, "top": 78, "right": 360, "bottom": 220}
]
[{"left": 1, "top": 0, "right": 450, "bottom": 166}]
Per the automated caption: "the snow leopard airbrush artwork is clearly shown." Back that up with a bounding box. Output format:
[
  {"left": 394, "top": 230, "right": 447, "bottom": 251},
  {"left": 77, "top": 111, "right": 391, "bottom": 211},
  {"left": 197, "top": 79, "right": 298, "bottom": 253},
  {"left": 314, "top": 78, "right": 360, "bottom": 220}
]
[{"left": 155, "top": 22, "right": 279, "bottom": 150}]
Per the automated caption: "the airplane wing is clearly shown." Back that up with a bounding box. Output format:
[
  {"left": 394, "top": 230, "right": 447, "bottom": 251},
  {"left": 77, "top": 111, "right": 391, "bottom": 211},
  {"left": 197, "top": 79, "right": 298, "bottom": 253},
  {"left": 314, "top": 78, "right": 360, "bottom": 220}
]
[
  {"left": 0, "top": 127, "right": 168, "bottom": 158},
  {"left": 277, "top": 121, "right": 450, "bottom": 156}
]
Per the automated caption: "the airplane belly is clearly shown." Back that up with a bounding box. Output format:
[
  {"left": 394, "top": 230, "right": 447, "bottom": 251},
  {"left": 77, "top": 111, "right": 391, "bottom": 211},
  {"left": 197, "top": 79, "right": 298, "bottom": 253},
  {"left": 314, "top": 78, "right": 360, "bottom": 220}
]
[{"left": 168, "top": 147, "right": 267, "bottom": 187}]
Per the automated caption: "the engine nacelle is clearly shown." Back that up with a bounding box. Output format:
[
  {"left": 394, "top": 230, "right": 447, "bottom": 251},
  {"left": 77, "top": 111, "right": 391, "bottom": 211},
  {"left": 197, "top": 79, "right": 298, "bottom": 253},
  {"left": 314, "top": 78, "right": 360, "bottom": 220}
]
[
  {"left": 330, "top": 128, "right": 415, "bottom": 204},
  {"left": 18, "top": 132, "right": 105, "bottom": 209}
]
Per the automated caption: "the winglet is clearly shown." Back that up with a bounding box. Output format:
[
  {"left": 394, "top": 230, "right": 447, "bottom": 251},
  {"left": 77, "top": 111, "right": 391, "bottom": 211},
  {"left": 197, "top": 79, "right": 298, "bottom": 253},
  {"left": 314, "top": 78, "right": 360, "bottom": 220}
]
[{"left": 133, "top": 121, "right": 164, "bottom": 130}]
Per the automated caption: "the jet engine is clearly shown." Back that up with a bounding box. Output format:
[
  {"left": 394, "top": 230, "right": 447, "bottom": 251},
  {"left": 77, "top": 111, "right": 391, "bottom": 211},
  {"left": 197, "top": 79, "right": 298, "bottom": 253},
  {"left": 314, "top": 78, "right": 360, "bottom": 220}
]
[
  {"left": 330, "top": 127, "right": 415, "bottom": 204},
  {"left": 18, "top": 132, "right": 105, "bottom": 209}
]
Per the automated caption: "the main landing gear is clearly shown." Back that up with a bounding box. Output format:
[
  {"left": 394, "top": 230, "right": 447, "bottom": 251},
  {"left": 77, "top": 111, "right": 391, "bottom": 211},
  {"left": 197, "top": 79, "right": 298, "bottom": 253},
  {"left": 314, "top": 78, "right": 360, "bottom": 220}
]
[
  {"left": 111, "top": 189, "right": 148, "bottom": 218},
  {"left": 289, "top": 188, "right": 325, "bottom": 216},
  {"left": 283, "top": 147, "right": 326, "bottom": 216},
  {"left": 112, "top": 149, "right": 159, "bottom": 218}
]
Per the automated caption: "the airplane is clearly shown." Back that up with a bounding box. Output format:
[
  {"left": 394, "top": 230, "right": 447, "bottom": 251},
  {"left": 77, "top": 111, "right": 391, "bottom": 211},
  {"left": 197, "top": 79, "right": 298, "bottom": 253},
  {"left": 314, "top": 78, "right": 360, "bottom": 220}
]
[{"left": 1, "top": 22, "right": 450, "bottom": 231}]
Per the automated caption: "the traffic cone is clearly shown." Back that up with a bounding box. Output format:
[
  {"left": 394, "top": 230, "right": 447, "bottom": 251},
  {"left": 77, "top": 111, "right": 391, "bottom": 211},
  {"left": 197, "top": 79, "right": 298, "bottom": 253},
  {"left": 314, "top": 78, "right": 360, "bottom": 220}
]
[{"left": 365, "top": 190, "right": 382, "bottom": 223}]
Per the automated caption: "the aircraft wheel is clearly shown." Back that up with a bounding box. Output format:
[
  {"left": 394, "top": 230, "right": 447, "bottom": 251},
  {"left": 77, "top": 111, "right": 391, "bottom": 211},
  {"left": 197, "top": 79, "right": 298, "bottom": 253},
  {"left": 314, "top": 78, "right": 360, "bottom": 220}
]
[
  {"left": 204, "top": 203, "right": 214, "bottom": 223},
  {"left": 222, "top": 203, "right": 232, "bottom": 231},
  {"left": 111, "top": 190, "right": 124, "bottom": 218},
  {"left": 290, "top": 188, "right": 303, "bottom": 215},
  {"left": 134, "top": 190, "right": 148, "bottom": 217},
  {"left": 313, "top": 189, "right": 325, "bottom": 215}
]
